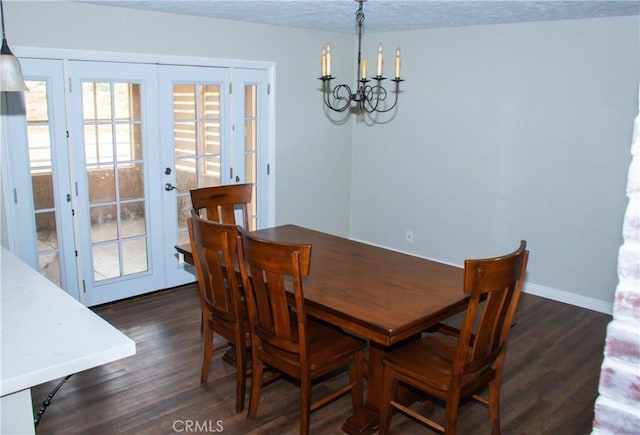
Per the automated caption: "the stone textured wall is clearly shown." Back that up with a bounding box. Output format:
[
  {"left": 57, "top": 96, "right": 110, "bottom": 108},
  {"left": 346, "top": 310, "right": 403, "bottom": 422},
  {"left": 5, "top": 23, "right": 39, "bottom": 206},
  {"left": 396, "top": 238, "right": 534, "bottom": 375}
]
[{"left": 592, "top": 101, "right": 640, "bottom": 434}]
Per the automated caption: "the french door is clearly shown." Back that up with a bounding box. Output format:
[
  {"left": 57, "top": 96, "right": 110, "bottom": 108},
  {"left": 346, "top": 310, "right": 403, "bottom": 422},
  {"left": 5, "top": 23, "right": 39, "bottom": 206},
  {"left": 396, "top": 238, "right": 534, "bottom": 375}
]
[
  {"left": 68, "top": 61, "right": 165, "bottom": 305},
  {"left": 158, "top": 65, "right": 231, "bottom": 287},
  {"left": 4, "top": 56, "right": 271, "bottom": 306},
  {"left": 160, "top": 66, "right": 271, "bottom": 287},
  {"left": 2, "top": 58, "right": 79, "bottom": 299}
]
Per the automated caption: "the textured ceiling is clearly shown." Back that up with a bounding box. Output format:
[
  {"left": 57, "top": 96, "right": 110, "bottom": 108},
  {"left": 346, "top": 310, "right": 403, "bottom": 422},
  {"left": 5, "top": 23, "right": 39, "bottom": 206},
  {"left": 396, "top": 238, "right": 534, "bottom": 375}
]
[{"left": 82, "top": 0, "right": 640, "bottom": 33}]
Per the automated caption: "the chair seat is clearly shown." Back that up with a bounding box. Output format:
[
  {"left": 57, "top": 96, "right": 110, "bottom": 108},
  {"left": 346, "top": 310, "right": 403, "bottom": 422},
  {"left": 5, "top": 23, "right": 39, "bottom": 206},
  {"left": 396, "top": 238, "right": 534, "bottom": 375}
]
[
  {"left": 256, "top": 318, "right": 366, "bottom": 377},
  {"left": 306, "top": 319, "right": 366, "bottom": 371},
  {"left": 384, "top": 333, "right": 494, "bottom": 398},
  {"left": 207, "top": 314, "right": 251, "bottom": 343}
]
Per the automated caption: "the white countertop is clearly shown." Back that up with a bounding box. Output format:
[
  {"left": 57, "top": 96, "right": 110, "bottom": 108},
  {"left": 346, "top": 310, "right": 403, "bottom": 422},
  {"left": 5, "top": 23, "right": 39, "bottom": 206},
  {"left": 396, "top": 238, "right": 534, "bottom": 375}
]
[{"left": 1, "top": 247, "right": 136, "bottom": 396}]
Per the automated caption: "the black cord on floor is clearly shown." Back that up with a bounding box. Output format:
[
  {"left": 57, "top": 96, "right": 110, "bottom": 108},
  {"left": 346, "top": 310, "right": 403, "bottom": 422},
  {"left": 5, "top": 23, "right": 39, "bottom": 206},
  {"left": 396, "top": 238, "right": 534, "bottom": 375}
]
[{"left": 34, "top": 374, "right": 73, "bottom": 427}]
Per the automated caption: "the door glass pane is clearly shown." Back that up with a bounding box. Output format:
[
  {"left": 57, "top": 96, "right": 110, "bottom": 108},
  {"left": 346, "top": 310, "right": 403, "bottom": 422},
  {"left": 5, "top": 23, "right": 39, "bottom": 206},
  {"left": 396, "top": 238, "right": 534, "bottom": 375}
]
[
  {"left": 39, "top": 252, "right": 61, "bottom": 286},
  {"left": 24, "top": 80, "right": 63, "bottom": 286},
  {"left": 32, "top": 172, "right": 55, "bottom": 210},
  {"left": 118, "top": 162, "right": 144, "bottom": 200},
  {"left": 83, "top": 81, "right": 149, "bottom": 282},
  {"left": 203, "top": 122, "right": 220, "bottom": 154},
  {"left": 173, "top": 84, "right": 196, "bottom": 120},
  {"left": 202, "top": 156, "right": 221, "bottom": 186},
  {"left": 176, "top": 158, "right": 197, "bottom": 191},
  {"left": 93, "top": 243, "right": 120, "bottom": 280},
  {"left": 120, "top": 202, "right": 146, "bottom": 238},
  {"left": 122, "top": 238, "right": 148, "bottom": 275},
  {"left": 172, "top": 83, "right": 223, "bottom": 259},
  {"left": 35, "top": 212, "right": 58, "bottom": 250},
  {"left": 88, "top": 166, "right": 116, "bottom": 203},
  {"left": 90, "top": 205, "right": 117, "bottom": 242},
  {"left": 174, "top": 122, "right": 196, "bottom": 155},
  {"left": 176, "top": 195, "right": 192, "bottom": 245}
]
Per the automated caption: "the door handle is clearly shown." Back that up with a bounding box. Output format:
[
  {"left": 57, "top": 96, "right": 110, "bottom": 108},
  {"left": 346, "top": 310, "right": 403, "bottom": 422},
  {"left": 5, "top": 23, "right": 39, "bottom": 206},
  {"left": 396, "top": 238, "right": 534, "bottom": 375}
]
[{"left": 164, "top": 183, "right": 177, "bottom": 191}]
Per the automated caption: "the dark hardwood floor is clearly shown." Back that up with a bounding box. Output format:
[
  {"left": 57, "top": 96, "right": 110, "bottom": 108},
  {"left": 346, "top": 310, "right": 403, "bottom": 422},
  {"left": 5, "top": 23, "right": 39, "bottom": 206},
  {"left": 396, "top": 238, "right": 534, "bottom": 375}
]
[{"left": 31, "top": 284, "right": 611, "bottom": 434}]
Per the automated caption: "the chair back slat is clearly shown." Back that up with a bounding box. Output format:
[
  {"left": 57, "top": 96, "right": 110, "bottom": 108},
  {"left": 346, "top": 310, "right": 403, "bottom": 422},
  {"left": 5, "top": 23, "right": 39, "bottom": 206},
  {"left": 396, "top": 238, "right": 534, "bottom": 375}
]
[{"left": 190, "top": 183, "right": 252, "bottom": 228}]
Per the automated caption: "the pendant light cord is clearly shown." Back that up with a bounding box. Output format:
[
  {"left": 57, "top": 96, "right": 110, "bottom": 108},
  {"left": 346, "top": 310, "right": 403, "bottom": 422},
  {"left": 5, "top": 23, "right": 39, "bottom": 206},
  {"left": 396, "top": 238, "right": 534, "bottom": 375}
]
[
  {"left": 0, "top": 0, "right": 6, "bottom": 40},
  {"left": 0, "top": 0, "right": 11, "bottom": 54}
]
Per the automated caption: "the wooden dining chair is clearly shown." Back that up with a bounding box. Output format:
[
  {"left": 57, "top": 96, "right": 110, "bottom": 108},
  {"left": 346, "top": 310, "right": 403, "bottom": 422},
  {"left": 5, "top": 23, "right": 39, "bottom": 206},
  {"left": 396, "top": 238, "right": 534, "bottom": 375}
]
[
  {"left": 187, "top": 212, "right": 250, "bottom": 412},
  {"left": 190, "top": 183, "right": 252, "bottom": 228},
  {"left": 379, "top": 241, "right": 529, "bottom": 435},
  {"left": 237, "top": 227, "right": 367, "bottom": 435},
  {"left": 188, "top": 183, "right": 253, "bottom": 332}
]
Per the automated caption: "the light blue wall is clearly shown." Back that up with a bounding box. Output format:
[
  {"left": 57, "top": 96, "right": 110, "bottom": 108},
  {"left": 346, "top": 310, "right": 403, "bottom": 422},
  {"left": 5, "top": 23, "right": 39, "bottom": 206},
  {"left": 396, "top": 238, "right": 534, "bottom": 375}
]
[
  {"left": 5, "top": 2, "right": 639, "bottom": 307},
  {"left": 351, "top": 16, "right": 639, "bottom": 306},
  {"left": 6, "top": 0, "right": 355, "bottom": 237}
]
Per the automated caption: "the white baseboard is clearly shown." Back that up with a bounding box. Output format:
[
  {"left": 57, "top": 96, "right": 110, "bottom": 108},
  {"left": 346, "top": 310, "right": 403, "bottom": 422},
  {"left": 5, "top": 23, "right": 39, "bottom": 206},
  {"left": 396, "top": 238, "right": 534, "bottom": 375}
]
[
  {"left": 523, "top": 282, "right": 613, "bottom": 315},
  {"left": 348, "top": 236, "right": 614, "bottom": 316}
]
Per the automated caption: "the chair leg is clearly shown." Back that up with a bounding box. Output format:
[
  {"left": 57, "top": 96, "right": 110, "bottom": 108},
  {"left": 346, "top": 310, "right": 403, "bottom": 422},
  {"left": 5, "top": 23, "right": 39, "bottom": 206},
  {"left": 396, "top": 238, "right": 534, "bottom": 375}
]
[
  {"left": 200, "top": 325, "right": 213, "bottom": 384},
  {"left": 443, "top": 393, "right": 461, "bottom": 435},
  {"left": 299, "top": 376, "right": 312, "bottom": 435},
  {"left": 378, "top": 367, "right": 398, "bottom": 435},
  {"left": 234, "top": 343, "right": 247, "bottom": 413},
  {"left": 247, "top": 358, "right": 264, "bottom": 419},
  {"left": 348, "top": 352, "right": 364, "bottom": 410},
  {"left": 488, "top": 380, "right": 502, "bottom": 435}
]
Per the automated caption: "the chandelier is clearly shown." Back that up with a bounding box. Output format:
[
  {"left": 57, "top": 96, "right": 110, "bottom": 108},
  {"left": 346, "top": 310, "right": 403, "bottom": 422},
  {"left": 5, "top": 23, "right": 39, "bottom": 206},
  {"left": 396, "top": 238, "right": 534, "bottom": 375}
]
[{"left": 319, "top": 0, "right": 403, "bottom": 114}]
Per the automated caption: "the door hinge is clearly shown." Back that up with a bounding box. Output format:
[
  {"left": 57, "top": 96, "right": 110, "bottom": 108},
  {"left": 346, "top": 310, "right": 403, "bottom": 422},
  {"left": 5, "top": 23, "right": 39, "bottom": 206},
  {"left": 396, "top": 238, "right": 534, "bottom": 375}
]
[
  {"left": 13, "top": 188, "right": 17, "bottom": 204},
  {"left": 229, "top": 82, "right": 232, "bottom": 94},
  {"left": 71, "top": 208, "right": 75, "bottom": 216},
  {"left": 267, "top": 163, "right": 270, "bottom": 175},
  {"left": 268, "top": 83, "right": 271, "bottom": 95},
  {"left": 75, "top": 250, "right": 78, "bottom": 257},
  {"left": 82, "top": 280, "right": 86, "bottom": 293},
  {"left": 230, "top": 168, "right": 233, "bottom": 180},
  {"left": 66, "top": 130, "right": 70, "bottom": 139},
  {"left": 68, "top": 78, "right": 72, "bottom": 93},
  {"left": 75, "top": 182, "right": 79, "bottom": 196}
]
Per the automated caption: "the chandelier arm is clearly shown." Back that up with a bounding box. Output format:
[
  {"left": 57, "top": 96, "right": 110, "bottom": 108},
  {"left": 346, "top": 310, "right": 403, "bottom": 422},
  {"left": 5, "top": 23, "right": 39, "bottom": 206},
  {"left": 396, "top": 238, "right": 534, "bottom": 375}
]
[
  {"left": 360, "top": 84, "right": 382, "bottom": 113},
  {"left": 323, "top": 82, "right": 353, "bottom": 113},
  {"left": 362, "top": 82, "right": 401, "bottom": 113}
]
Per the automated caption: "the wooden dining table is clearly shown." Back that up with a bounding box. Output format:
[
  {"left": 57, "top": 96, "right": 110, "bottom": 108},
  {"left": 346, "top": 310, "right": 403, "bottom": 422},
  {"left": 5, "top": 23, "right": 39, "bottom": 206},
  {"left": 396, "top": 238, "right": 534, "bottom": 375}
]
[{"left": 176, "top": 224, "right": 468, "bottom": 434}]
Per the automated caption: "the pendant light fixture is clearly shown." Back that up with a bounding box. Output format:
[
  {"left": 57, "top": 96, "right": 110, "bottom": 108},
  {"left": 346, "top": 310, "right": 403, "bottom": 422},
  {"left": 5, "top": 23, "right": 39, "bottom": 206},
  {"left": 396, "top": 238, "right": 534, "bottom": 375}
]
[
  {"left": 319, "top": 0, "right": 403, "bottom": 114},
  {"left": 0, "top": 0, "right": 27, "bottom": 92}
]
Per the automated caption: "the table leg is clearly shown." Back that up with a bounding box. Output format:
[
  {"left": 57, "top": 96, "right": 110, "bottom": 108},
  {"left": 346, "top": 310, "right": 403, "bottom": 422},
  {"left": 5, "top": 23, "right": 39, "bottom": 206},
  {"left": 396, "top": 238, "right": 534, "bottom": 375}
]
[
  {"left": 341, "top": 343, "right": 385, "bottom": 435},
  {"left": 342, "top": 337, "right": 422, "bottom": 435},
  {"left": 222, "top": 346, "right": 237, "bottom": 366}
]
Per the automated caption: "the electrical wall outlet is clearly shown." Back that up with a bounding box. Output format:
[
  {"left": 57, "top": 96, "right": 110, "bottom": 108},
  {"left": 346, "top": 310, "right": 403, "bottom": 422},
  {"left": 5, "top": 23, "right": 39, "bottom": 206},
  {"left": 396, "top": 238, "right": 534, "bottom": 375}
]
[{"left": 406, "top": 230, "right": 414, "bottom": 243}]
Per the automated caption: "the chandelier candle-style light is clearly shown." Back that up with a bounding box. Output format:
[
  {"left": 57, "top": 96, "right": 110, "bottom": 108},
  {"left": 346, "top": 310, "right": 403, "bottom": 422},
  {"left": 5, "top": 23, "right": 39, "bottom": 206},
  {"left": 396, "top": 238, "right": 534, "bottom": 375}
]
[{"left": 319, "top": 0, "right": 403, "bottom": 113}]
